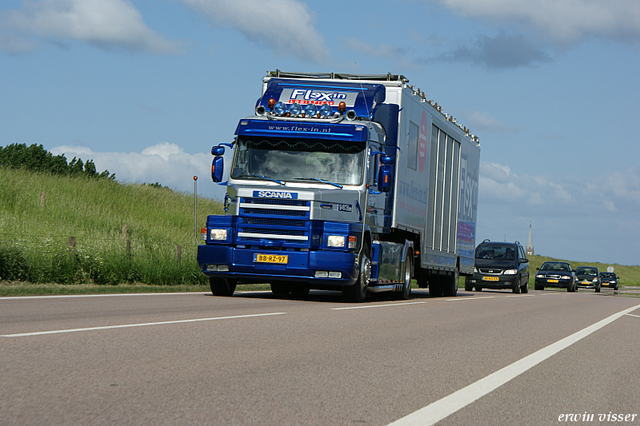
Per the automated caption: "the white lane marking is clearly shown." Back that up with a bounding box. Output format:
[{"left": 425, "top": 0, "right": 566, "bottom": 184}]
[
  {"left": 0, "top": 292, "right": 205, "bottom": 300},
  {"left": 1, "top": 312, "right": 287, "bottom": 338},
  {"left": 387, "top": 302, "right": 640, "bottom": 426},
  {"left": 332, "top": 301, "right": 428, "bottom": 311},
  {"left": 446, "top": 296, "right": 496, "bottom": 302},
  {"left": 625, "top": 313, "right": 640, "bottom": 318}
]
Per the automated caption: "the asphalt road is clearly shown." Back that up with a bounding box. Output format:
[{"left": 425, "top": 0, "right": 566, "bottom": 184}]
[{"left": 1, "top": 288, "right": 639, "bottom": 426}]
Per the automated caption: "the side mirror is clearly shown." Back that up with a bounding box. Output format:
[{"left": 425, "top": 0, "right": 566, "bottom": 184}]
[
  {"left": 377, "top": 155, "right": 395, "bottom": 193},
  {"left": 211, "top": 144, "right": 230, "bottom": 183},
  {"left": 211, "top": 156, "right": 224, "bottom": 182},
  {"left": 211, "top": 146, "right": 225, "bottom": 156}
]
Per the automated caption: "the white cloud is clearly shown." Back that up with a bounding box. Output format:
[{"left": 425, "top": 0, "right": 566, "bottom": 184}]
[
  {"left": 180, "top": 0, "right": 331, "bottom": 63},
  {"left": 431, "top": 0, "right": 640, "bottom": 45},
  {"left": 49, "top": 143, "right": 227, "bottom": 200},
  {"left": 477, "top": 161, "right": 640, "bottom": 265},
  {"left": 0, "top": 0, "right": 185, "bottom": 54}
]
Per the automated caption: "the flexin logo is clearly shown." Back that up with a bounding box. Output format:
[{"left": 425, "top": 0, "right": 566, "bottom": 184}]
[{"left": 289, "top": 89, "right": 347, "bottom": 105}]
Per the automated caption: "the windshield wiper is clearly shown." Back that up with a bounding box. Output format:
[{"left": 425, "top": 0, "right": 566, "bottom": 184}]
[
  {"left": 251, "top": 175, "right": 286, "bottom": 186},
  {"left": 294, "top": 177, "right": 343, "bottom": 189}
]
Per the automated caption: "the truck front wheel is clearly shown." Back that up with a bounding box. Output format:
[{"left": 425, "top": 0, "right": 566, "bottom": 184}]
[
  {"left": 343, "top": 243, "right": 371, "bottom": 303},
  {"left": 210, "top": 277, "right": 236, "bottom": 297}
]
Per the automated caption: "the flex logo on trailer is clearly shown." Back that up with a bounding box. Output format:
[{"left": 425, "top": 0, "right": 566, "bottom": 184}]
[{"left": 280, "top": 88, "right": 358, "bottom": 106}]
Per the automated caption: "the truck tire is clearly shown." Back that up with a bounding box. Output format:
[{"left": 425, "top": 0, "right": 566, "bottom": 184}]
[
  {"left": 397, "top": 251, "right": 412, "bottom": 300},
  {"left": 343, "top": 243, "right": 371, "bottom": 303},
  {"left": 430, "top": 275, "right": 443, "bottom": 297},
  {"left": 443, "top": 270, "right": 458, "bottom": 297},
  {"left": 210, "top": 277, "right": 236, "bottom": 297}
]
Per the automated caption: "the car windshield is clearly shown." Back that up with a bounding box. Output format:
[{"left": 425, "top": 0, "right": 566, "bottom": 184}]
[
  {"left": 541, "top": 262, "right": 570, "bottom": 272},
  {"left": 600, "top": 272, "right": 615, "bottom": 278},
  {"left": 577, "top": 267, "right": 597, "bottom": 276},
  {"left": 475, "top": 244, "right": 515, "bottom": 260},
  {"left": 230, "top": 136, "right": 366, "bottom": 186}
]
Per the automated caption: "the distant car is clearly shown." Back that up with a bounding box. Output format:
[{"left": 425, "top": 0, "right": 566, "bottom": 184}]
[
  {"left": 575, "top": 266, "right": 601, "bottom": 292},
  {"left": 599, "top": 272, "right": 619, "bottom": 290},
  {"left": 465, "top": 239, "right": 529, "bottom": 293},
  {"left": 534, "top": 261, "right": 576, "bottom": 292}
]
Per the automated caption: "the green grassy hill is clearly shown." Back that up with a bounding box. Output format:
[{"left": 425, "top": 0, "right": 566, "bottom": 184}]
[{"left": 0, "top": 166, "right": 223, "bottom": 290}]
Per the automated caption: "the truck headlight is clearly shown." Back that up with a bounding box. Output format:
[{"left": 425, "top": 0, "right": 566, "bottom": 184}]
[
  {"left": 210, "top": 229, "right": 228, "bottom": 241},
  {"left": 327, "top": 235, "right": 345, "bottom": 248}
]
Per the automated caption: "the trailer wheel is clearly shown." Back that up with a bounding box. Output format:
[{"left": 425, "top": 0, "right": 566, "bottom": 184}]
[
  {"left": 443, "top": 270, "right": 458, "bottom": 297},
  {"left": 210, "top": 277, "right": 236, "bottom": 297},
  {"left": 343, "top": 243, "right": 370, "bottom": 303},
  {"left": 430, "top": 276, "right": 443, "bottom": 297}
]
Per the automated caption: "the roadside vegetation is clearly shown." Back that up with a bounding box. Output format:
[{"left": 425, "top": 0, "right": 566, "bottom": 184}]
[
  {"left": 1, "top": 145, "right": 638, "bottom": 297},
  {"left": 0, "top": 149, "right": 224, "bottom": 296}
]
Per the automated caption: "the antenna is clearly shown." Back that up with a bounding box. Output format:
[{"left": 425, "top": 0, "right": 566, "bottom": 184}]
[{"left": 193, "top": 176, "right": 199, "bottom": 245}]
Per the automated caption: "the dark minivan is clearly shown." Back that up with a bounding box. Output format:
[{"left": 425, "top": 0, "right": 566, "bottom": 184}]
[{"left": 465, "top": 240, "right": 530, "bottom": 293}]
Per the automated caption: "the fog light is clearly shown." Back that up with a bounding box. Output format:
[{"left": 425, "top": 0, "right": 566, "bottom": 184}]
[
  {"left": 315, "top": 271, "right": 329, "bottom": 278},
  {"left": 329, "top": 271, "right": 342, "bottom": 279},
  {"left": 206, "top": 265, "right": 218, "bottom": 272},
  {"left": 217, "top": 265, "right": 229, "bottom": 272}
]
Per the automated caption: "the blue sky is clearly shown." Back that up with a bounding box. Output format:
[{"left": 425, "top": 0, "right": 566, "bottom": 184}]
[{"left": 1, "top": 0, "right": 639, "bottom": 266}]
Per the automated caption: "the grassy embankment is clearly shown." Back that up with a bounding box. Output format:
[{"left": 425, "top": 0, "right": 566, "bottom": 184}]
[
  {"left": 2, "top": 166, "right": 638, "bottom": 297},
  {"left": 0, "top": 166, "right": 230, "bottom": 296}
]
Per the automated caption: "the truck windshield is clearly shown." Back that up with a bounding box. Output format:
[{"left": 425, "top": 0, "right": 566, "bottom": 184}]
[{"left": 231, "top": 137, "right": 365, "bottom": 186}]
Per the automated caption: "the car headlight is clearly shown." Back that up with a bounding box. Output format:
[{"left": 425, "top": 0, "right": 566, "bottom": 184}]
[
  {"left": 504, "top": 269, "right": 517, "bottom": 275},
  {"left": 327, "top": 235, "right": 345, "bottom": 248},
  {"left": 592, "top": 278, "right": 598, "bottom": 282},
  {"left": 536, "top": 274, "right": 544, "bottom": 278},
  {"left": 210, "top": 229, "right": 228, "bottom": 241}
]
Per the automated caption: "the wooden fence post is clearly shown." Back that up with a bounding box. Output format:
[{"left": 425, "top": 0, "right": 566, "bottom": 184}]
[
  {"left": 126, "top": 240, "right": 131, "bottom": 259},
  {"left": 68, "top": 236, "right": 76, "bottom": 251},
  {"left": 41, "top": 192, "right": 46, "bottom": 207},
  {"left": 177, "top": 245, "right": 182, "bottom": 265}
]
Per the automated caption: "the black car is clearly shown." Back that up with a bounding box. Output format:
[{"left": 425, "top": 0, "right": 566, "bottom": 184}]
[
  {"left": 534, "top": 261, "right": 576, "bottom": 291},
  {"left": 576, "top": 266, "right": 601, "bottom": 292},
  {"left": 465, "top": 240, "right": 529, "bottom": 293},
  {"left": 600, "top": 272, "right": 619, "bottom": 290}
]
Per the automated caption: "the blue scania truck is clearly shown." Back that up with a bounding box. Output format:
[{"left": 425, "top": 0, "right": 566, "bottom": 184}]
[{"left": 197, "top": 71, "right": 480, "bottom": 302}]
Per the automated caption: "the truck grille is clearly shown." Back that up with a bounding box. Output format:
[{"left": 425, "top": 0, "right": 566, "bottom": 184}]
[{"left": 238, "top": 197, "right": 311, "bottom": 247}]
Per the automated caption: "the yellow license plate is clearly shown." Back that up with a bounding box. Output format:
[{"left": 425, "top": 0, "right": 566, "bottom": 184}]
[
  {"left": 582, "top": 280, "right": 590, "bottom": 285},
  {"left": 548, "top": 279, "right": 559, "bottom": 283},
  {"left": 482, "top": 276, "right": 499, "bottom": 282},
  {"left": 254, "top": 254, "right": 288, "bottom": 264}
]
